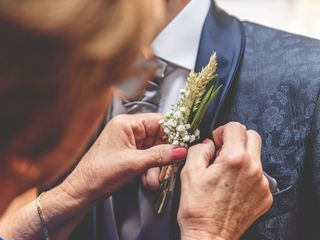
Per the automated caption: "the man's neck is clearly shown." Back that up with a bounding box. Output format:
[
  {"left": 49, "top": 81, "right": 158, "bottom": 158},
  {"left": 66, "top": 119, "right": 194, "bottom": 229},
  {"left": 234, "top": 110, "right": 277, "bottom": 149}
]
[{"left": 151, "top": 0, "right": 211, "bottom": 70}]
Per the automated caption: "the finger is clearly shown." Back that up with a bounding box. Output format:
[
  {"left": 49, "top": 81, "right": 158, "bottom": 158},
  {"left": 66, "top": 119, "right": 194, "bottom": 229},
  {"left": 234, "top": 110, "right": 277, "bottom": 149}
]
[
  {"left": 132, "top": 113, "right": 166, "bottom": 148},
  {"left": 142, "top": 135, "right": 158, "bottom": 149},
  {"left": 212, "top": 122, "right": 247, "bottom": 155},
  {"left": 246, "top": 130, "right": 262, "bottom": 164},
  {"left": 141, "top": 173, "right": 147, "bottom": 189},
  {"left": 137, "top": 145, "right": 187, "bottom": 170},
  {"left": 184, "top": 139, "right": 215, "bottom": 171},
  {"left": 142, "top": 168, "right": 161, "bottom": 191},
  {"left": 155, "top": 127, "right": 167, "bottom": 145},
  {"left": 142, "top": 124, "right": 164, "bottom": 149},
  {"left": 134, "top": 113, "right": 164, "bottom": 139}
]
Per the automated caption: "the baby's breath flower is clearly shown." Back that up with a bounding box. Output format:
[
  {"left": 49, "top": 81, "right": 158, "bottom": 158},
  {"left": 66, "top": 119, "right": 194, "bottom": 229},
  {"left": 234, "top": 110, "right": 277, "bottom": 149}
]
[
  {"left": 167, "top": 119, "right": 176, "bottom": 127},
  {"left": 174, "top": 111, "right": 182, "bottom": 119},
  {"left": 180, "top": 107, "right": 186, "bottom": 113},
  {"left": 176, "top": 125, "right": 185, "bottom": 132},
  {"left": 173, "top": 140, "right": 179, "bottom": 146},
  {"left": 195, "top": 129, "right": 200, "bottom": 137},
  {"left": 183, "top": 135, "right": 191, "bottom": 142},
  {"left": 164, "top": 128, "right": 170, "bottom": 134}
]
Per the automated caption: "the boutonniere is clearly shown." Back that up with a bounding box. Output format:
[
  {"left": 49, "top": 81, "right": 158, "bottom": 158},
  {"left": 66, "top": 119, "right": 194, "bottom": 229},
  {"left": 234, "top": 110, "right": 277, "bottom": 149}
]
[{"left": 154, "top": 53, "right": 222, "bottom": 214}]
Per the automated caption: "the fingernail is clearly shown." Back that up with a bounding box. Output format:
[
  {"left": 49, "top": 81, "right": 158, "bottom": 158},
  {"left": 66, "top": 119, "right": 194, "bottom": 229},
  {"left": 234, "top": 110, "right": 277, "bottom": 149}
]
[
  {"left": 203, "top": 139, "right": 210, "bottom": 144},
  {"left": 172, "top": 148, "right": 187, "bottom": 160}
]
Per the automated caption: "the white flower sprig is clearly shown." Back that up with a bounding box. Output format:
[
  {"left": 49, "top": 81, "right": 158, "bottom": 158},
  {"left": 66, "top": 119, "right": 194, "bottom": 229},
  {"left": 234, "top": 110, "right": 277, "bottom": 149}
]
[
  {"left": 159, "top": 53, "right": 218, "bottom": 147},
  {"left": 159, "top": 111, "right": 200, "bottom": 148},
  {"left": 155, "top": 53, "right": 222, "bottom": 214}
]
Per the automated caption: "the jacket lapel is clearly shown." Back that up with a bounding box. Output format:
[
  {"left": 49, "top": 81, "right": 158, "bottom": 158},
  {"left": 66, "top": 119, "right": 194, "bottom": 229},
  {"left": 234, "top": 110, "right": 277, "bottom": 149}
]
[
  {"left": 170, "top": 1, "right": 245, "bottom": 239},
  {"left": 196, "top": 0, "right": 245, "bottom": 138}
]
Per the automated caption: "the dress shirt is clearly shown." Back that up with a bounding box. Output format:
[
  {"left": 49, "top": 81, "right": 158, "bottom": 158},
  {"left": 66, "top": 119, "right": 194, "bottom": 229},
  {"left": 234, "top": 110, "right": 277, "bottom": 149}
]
[{"left": 151, "top": 0, "right": 211, "bottom": 114}]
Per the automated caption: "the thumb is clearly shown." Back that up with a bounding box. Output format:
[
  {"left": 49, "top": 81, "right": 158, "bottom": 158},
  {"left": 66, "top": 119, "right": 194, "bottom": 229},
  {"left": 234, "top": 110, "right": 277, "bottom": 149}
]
[
  {"left": 137, "top": 145, "right": 187, "bottom": 170},
  {"left": 184, "top": 139, "right": 215, "bottom": 170}
]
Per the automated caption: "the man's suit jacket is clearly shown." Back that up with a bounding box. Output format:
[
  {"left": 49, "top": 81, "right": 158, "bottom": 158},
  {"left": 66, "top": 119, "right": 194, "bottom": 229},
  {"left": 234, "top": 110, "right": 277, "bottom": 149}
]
[{"left": 70, "top": 1, "right": 320, "bottom": 239}]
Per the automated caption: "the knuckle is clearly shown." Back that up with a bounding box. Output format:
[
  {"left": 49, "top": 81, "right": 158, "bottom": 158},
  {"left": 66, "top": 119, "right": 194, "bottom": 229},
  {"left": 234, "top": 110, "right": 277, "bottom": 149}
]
[
  {"left": 261, "top": 177, "right": 271, "bottom": 195},
  {"left": 247, "top": 129, "right": 261, "bottom": 139},
  {"left": 190, "top": 144, "right": 214, "bottom": 161},
  {"left": 112, "top": 114, "right": 126, "bottom": 125},
  {"left": 248, "top": 164, "right": 263, "bottom": 181},
  {"left": 227, "top": 121, "right": 246, "bottom": 130},
  {"left": 247, "top": 130, "right": 262, "bottom": 144},
  {"left": 226, "top": 151, "right": 250, "bottom": 169}
]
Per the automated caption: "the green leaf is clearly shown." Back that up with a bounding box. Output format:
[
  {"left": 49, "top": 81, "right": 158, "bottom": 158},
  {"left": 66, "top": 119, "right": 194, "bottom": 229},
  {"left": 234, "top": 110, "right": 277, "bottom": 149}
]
[
  {"left": 188, "top": 75, "right": 219, "bottom": 122},
  {"left": 190, "top": 85, "right": 222, "bottom": 132},
  {"left": 190, "top": 85, "right": 214, "bottom": 131}
]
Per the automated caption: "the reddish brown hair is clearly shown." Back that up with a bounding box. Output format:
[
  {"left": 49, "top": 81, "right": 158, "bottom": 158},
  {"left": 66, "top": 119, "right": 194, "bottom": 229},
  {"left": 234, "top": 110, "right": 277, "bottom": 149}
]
[{"left": 0, "top": 0, "right": 163, "bottom": 160}]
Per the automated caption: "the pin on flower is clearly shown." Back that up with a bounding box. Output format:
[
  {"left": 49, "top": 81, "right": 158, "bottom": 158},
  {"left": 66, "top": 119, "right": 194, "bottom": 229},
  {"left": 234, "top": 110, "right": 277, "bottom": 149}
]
[{"left": 154, "top": 53, "right": 222, "bottom": 214}]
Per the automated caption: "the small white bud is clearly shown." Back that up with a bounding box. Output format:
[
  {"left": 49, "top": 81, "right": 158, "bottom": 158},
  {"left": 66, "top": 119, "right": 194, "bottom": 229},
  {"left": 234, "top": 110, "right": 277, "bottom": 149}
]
[
  {"left": 173, "top": 140, "right": 179, "bottom": 146},
  {"left": 190, "top": 135, "right": 196, "bottom": 142},
  {"left": 185, "top": 124, "right": 191, "bottom": 129},
  {"left": 174, "top": 111, "right": 182, "bottom": 119},
  {"left": 195, "top": 129, "right": 200, "bottom": 137},
  {"left": 183, "top": 135, "right": 190, "bottom": 142},
  {"left": 164, "top": 128, "right": 170, "bottom": 134},
  {"left": 167, "top": 119, "right": 175, "bottom": 127},
  {"left": 180, "top": 107, "right": 186, "bottom": 113},
  {"left": 176, "top": 125, "right": 185, "bottom": 132},
  {"left": 159, "top": 119, "right": 165, "bottom": 124}
]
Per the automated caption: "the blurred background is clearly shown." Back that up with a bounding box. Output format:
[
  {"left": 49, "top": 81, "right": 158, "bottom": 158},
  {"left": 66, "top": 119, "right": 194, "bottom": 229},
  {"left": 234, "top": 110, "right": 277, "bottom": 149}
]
[{"left": 217, "top": 0, "right": 320, "bottom": 39}]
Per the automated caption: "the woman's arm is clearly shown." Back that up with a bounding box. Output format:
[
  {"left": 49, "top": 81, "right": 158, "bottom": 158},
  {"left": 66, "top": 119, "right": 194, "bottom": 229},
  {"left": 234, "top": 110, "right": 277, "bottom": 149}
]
[
  {"left": 0, "top": 113, "right": 186, "bottom": 240},
  {"left": 0, "top": 179, "right": 92, "bottom": 240}
]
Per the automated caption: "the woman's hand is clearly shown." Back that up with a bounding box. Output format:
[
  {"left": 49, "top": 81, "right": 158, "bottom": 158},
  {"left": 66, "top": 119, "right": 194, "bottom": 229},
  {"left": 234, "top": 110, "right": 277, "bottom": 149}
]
[
  {"left": 0, "top": 113, "right": 187, "bottom": 240},
  {"left": 62, "top": 113, "right": 187, "bottom": 202},
  {"left": 178, "top": 122, "right": 273, "bottom": 240}
]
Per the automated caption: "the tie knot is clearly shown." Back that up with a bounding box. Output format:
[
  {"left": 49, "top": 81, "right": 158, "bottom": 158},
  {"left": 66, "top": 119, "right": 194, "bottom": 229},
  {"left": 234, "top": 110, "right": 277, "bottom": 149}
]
[{"left": 154, "top": 58, "right": 169, "bottom": 79}]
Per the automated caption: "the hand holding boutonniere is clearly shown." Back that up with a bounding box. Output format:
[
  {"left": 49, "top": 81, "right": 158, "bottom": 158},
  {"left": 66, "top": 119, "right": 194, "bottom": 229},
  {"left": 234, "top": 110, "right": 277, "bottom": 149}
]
[{"left": 154, "top": 53, "right": 222, "bottom": 214}]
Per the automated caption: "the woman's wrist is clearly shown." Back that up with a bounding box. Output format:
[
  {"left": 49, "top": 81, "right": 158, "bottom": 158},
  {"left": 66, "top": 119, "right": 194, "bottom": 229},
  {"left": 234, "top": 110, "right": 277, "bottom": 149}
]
[
  {"left": 181, "top": 230, "right": 226, "bottom": 240},
  {"left": 57, "top": 164, "right": 99, "bottom": 206},
  {"left": 179, "top": 221, "right": 233, "bottom": 240}
]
